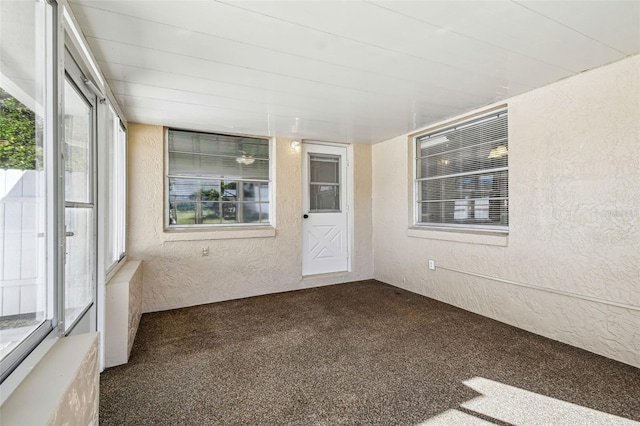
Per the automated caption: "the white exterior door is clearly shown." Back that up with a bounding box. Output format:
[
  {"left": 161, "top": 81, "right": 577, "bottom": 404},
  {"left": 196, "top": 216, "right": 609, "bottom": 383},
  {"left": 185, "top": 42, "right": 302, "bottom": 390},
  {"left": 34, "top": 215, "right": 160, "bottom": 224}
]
[{"left": 302, "top": 143, "right": 349, "bottom": 276}]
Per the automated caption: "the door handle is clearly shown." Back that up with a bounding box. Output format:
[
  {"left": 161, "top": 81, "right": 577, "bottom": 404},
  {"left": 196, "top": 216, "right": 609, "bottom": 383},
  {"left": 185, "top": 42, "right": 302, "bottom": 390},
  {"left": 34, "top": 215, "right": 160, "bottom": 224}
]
[
  {"left": 65, "top": 231, "right": 75, "bottom": 237},
  {"left": 303, "top": 214, "right": 309, "bottom": 219}
]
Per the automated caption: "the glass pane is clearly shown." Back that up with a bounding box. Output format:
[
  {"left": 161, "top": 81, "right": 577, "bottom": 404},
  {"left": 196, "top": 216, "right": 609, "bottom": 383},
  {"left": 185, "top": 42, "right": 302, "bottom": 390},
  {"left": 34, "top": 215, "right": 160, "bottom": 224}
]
[
  {"left": 310, "top": 184, "right": 340, "bottom": 212},
  {"left": 169, "top": 130, "right": 269, "bottom": 159},
  {"left": 115, "top": 124, "right": 126, "bottom": 261},
  {"left": 64, "top": 80, "right": 92, "bottom": 203},
  {"left": 220, "top": 180, "right": 237, "bottom": 201},
  {"left": 259, "top": 203, "right": 269, "bottom": 223},
  {"left": 169, "top": 152, "right": 269, "bottom": 180},
  {"left": 416, "top": 147, "right": 507, "bottom": 180},
  {"left": 64, "top": 207, "right": 93, "bottom": 330},
  {"left": 0, "top": 0, "right": 49, "bottom": 364},
  {"left": 103, "top": 107, "right": 115, "bottom": 270},
  {"left": 239, "top": 203, "right": 269, "bottom": 223},
  {"left": 417, "top": 171, "right": 508, "bottom": 203},
  {"left": 241, "top": 182, "right": 269, "bottom": 202},
  {"left": 221, "top": 202, "right": 237, "bottom": 223},
  {"left": 169, "top": 178, "right": 271, "bottom": 226},
  {"left": 417, "top": 115, "right": 508, "bottom": 157},
  {"left": 172, "top": 202, "right": 195, "bottom": 225},
  {"left": 310, "top": 155, "right": 339, "bottom": 183},
  {"left": 201, "top": 202, "right": 221, "bottom": 224},
  {"left": 420, "top": 200, "right": 508, "bottom": 227}
]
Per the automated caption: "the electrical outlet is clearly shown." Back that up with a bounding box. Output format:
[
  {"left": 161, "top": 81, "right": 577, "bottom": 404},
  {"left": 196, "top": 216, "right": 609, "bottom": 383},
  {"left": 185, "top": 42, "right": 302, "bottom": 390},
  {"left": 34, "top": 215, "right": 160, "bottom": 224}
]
[
  {"left": 428, "top": 259, "right": 435, "bottom": 270},
  {"left": 202, "top": 247, "right": 209, "bottom": 257}
]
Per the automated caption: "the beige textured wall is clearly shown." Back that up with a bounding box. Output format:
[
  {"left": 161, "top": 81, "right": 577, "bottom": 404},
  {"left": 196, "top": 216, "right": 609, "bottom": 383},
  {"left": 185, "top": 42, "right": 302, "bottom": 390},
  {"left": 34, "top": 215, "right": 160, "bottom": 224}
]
[
  {"left": 127, "top": 262, "right": 143, "bottom": 356},
  {"left": 372, "top": 55, "right": 640, "bottom": 367},
  {"left": 1, "top": 333, "right": 100, "bottom": 425},
  {"left": 128, "top": 126, "right": 373, "bottom": 312},
  {"left": 49, "top": 334, "right": 99, "bottom": 426}
]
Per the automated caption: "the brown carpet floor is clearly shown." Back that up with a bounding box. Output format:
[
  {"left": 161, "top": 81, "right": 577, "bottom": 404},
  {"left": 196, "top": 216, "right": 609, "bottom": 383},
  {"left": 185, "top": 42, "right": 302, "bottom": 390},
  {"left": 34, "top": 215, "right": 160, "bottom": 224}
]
[{"left": 100, "top": 280, "right": 640, "bottom": 425}]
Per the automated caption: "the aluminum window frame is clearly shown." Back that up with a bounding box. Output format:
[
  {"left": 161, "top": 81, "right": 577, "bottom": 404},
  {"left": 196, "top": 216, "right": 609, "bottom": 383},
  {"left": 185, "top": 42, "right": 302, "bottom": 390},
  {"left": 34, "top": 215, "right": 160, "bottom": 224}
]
[
  {"left": 1, "top": 0, "right": 129, "bottom": 385},
  {"left": 0, "top": 0, "right": 57, "bottom": 383}
]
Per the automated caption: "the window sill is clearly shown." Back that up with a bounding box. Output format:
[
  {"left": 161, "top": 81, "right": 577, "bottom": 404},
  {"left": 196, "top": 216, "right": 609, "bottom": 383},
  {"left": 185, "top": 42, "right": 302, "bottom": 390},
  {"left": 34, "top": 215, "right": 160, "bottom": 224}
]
[
  {"left": 407, "top": 226, "right": 508, "bottom": 247},
  {"left": 0, "top": 332, "right": 98, "bottom": 424},
  {"left": 163, "top": 225, "right": 276, "bottom": 242}
]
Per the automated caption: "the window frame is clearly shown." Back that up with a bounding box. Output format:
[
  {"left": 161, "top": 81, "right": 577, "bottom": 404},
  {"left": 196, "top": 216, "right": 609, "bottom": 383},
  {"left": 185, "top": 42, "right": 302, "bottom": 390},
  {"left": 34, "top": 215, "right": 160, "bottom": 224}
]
[
  {"left": 0, "top": 0, "right": 128, "bottom": 386},
  {"left": 0, "top": 0, "right": 57, "bottom": 383},
  {"left": 413, "top": 107, "right": 509, "bottom": 232},
  {"left": 100, "top": 104, "right": 127, "bottom": 276},
  {"left": 164, "top": 128, "right": 274, "bottom": 230}
]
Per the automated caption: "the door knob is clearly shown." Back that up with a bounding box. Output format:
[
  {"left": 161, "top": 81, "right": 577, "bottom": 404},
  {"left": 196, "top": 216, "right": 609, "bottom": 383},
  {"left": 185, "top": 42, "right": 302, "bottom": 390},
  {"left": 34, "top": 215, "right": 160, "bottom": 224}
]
[{"left": 303, "top": 214, "right": 309, "bottom": 219}]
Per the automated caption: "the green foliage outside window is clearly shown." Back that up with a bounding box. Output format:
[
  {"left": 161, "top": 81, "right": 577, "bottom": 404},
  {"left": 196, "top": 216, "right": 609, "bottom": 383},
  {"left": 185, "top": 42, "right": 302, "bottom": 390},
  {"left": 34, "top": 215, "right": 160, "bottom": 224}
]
[{"left": 0, "top": 88, "right": 41, "bottom": 170}]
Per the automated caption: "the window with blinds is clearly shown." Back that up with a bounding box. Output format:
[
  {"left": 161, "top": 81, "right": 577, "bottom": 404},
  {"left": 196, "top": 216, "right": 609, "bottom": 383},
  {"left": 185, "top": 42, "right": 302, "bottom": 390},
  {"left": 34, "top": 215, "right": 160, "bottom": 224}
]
[
  {"left": 167, "top": 129, "right": 271, "bottom": 227},
  {"left": 415, "top": 109, "right": 508, "bottom": 231}
]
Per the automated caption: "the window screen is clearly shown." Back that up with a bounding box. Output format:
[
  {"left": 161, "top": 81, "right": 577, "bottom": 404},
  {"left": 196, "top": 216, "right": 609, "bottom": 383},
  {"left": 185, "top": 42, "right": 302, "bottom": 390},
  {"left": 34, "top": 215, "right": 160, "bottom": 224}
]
[{"left": 415, "top": 109, "right": 508, "bottom": 230}]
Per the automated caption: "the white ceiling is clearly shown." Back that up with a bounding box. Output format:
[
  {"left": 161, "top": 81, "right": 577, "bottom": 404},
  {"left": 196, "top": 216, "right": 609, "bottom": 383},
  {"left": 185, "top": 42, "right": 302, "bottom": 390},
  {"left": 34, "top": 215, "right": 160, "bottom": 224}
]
[{"left": 69, "top": 0, "right": 639, "bottom": 144}]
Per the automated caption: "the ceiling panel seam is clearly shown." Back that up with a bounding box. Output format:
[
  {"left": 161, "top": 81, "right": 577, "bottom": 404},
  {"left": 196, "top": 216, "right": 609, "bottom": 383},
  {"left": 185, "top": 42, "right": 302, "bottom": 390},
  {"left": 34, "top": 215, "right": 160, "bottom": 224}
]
[
  {"left": 85, "top": 34, "right": 506, "bottom": 105},
  {"left": 73, "top": 1, "right": 544, "bottom": 90},
  {"left": 511, "top": 0, "right": 631, "bottom": 56}
]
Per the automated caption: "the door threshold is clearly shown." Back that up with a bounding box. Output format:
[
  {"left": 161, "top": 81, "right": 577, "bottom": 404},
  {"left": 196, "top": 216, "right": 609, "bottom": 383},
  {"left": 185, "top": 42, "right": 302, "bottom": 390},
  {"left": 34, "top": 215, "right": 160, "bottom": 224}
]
[{"left": 302, "top": 271, "right": 350, "bottom": 280}]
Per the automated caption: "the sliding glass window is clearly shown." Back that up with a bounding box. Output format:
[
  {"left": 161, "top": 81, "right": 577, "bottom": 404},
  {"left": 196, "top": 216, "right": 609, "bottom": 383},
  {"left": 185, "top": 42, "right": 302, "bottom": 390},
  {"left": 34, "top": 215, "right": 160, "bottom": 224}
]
[
  {"left": 102, "top": 105, "right": 126, "bottom": 273},
  {"left": 0, "top": 0, "right": 54, "bottom": 381}
]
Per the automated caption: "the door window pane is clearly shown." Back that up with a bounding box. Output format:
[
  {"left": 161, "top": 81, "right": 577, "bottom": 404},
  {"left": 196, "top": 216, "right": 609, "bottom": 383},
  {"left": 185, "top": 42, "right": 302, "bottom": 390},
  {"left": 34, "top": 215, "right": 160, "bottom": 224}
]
[
  {"left": 309, "top": 155, "right": 340, "bottom": 212},
  {"left": 310, "top": 155, "right": 339, "bottom": 183},
  {"left": 310, "top": 185, "right": 340, "bottom": 212}
]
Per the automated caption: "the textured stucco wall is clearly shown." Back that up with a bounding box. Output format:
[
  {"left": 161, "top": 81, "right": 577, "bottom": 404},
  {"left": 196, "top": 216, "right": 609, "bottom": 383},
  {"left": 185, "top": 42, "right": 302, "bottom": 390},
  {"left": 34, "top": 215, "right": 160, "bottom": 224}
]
[
  {"left": 1, "top": 333, "right": 100, "bottom": 425},
  {"left": 372, "top": 55, "right": 640, "bottom": 367},
  {"left": 128, "top": 126, "right": 373, "bottom": 312},
  {"left": 49, "top": 334, "right": 99, "bottom": 426},
  {"left": 127, "top": 261, "right": 143, "bottom": 357}
]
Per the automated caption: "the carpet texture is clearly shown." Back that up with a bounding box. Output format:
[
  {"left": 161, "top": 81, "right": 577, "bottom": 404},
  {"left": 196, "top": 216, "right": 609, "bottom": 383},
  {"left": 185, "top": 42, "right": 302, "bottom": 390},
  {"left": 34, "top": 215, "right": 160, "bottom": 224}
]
[{"left": 100, "top": 280, "right": 640, "bottom": 425}]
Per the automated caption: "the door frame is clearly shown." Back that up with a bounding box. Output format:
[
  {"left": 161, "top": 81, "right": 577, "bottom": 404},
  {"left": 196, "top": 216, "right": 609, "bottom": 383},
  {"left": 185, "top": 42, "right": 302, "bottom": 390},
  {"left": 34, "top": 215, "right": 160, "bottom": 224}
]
[{"left": 301, "top": 140, "right": 354, "bottom": 275}]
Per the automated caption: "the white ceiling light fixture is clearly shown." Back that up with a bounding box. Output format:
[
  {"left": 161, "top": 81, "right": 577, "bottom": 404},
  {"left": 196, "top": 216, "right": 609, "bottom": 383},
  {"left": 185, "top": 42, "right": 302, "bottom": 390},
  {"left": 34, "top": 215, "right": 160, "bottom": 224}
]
[
  {"left": 290, "top": 140, "right": 301, "bottom": 151},
  {"left": 236, "top": 151, "right": 255, "bottom": 165}
]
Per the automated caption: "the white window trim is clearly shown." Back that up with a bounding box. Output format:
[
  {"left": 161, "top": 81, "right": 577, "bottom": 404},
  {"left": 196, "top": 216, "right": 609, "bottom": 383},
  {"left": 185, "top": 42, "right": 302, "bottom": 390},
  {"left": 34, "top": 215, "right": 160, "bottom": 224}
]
[{"left": 164, "top": 128, "right": 275, "bottom": 231}]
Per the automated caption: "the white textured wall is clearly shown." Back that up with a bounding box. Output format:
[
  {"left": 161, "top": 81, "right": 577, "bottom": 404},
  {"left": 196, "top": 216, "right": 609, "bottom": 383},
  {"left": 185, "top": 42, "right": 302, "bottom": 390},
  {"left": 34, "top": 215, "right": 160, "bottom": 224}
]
[
  {"left": 372, "top": 55, "right": 640, "bottom": 368},
  {"left": 128, "top": 126, "right": 373, "bottom": 312}
]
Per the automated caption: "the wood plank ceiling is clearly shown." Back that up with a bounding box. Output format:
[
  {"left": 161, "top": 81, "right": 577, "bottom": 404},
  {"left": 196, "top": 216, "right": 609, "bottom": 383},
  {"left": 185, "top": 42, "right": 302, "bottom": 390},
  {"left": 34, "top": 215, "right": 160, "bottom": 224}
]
[{"left": 70, "top": 0, "right": 639, "bottom": 144}]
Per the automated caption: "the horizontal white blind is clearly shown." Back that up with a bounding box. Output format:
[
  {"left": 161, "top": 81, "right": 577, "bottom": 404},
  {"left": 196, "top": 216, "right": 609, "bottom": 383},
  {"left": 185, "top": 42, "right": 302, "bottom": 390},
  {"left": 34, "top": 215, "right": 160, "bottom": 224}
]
[
  {"left": 415, "top": 110, "right": 508, "bottom": 230},
  {"left": 168, "top": 130, "right": 269, "bottom": 180}
]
